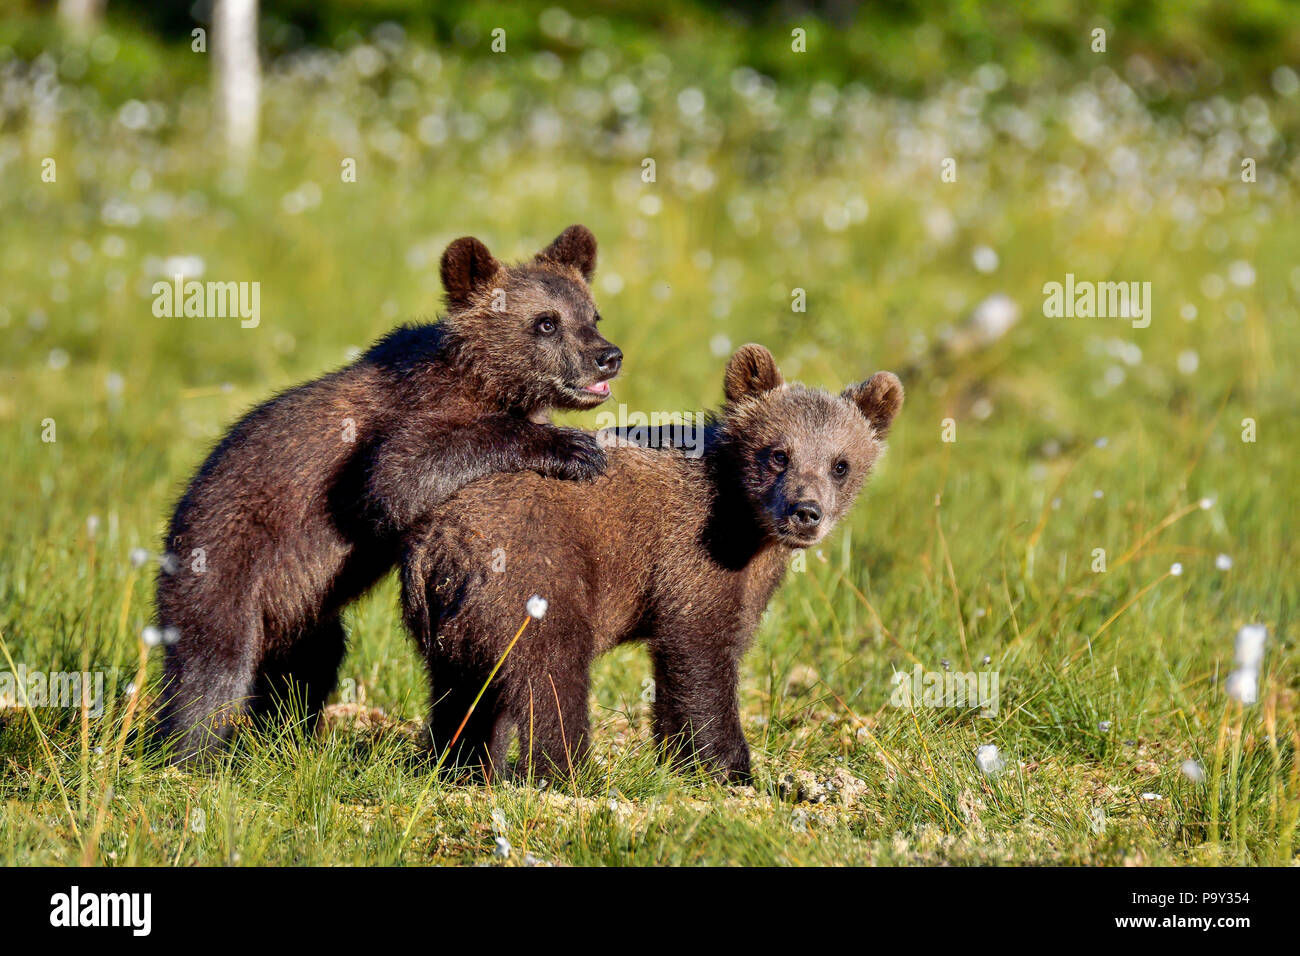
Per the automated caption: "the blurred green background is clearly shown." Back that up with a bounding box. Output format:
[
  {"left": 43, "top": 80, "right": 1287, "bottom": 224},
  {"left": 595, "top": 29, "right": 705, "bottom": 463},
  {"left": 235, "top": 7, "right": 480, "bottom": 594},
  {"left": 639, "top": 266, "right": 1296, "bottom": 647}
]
[
  {"left": 0, "top": 0, "right": 1297, "bottom": 865},
  {"left": 7, "top": 0, "right": 1300, "bottom": 96}
]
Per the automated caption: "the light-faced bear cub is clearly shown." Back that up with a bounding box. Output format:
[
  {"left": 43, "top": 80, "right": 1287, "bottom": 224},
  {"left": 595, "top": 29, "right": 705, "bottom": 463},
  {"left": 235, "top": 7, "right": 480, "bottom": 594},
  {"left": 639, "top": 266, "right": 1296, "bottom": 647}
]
[
  {"left": 157, "top": 226, "right": 621, "bottom": 763},
  {"left": 401, "top": 344, "right": 903, "bottom": 782}
]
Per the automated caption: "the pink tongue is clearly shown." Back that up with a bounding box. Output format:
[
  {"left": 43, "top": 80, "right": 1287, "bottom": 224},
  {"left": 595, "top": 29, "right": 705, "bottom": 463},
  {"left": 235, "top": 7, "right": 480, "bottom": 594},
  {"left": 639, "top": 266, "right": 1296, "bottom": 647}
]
[{"left": 584, "top": 382, "right": 610, "bottom": 396}]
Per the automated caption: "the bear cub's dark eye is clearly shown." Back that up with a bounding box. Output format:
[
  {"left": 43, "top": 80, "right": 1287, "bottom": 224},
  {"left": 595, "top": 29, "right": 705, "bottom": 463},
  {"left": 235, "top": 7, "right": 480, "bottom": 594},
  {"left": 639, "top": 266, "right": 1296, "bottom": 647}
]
[
  {"left": 833, "top": 460, "right": 850, "bottom": 478},
  {"left": 534, "top": 313, "right": 559, "bottom": 335},
  {"left": 769, "top": 449, "right": 789, "bottom": 469}
]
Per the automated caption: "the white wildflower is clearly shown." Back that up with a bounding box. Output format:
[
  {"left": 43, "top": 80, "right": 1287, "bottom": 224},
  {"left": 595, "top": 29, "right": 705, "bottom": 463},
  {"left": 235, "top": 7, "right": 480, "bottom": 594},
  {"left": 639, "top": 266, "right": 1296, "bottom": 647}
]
[
  {"left": 1225, "top": 668, "right": 1258, "bottom": 705},
  {"left": 976, "top": 744, "right": 1004, "bottom": 775},
  {"left": 971, "top": 245, "right": 999, "bottom": 274},
  {"left": 1235, "top": 625, "right": 1267, "bottom": 669},
  {"left": 968, "top": 294, "right": 1020, "bottom": 344}
]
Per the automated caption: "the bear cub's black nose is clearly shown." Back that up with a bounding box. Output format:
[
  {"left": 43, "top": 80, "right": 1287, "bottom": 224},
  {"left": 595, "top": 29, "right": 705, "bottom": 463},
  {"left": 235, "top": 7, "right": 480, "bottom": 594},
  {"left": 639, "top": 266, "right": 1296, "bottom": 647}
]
[
  {"left": 790, "top": 501, "right": 823, "bottom": 528},
  {"left": 595, "top": 347, "right": 623, "bottom": 377}
]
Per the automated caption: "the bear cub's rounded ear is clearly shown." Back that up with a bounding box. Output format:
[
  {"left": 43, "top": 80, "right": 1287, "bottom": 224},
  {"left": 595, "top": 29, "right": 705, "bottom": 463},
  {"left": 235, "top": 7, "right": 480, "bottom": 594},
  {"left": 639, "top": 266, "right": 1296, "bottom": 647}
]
[
  {"left": 440, "top": 236, "right": 501, "bottom": 311},
  {"left": 724, "top": 344, "right": 784, "bottom": 403},
  {"left": 843, "top": 371, "right": 904, "bottom": 438},
  {"left": 536, "top": 224, "right": 598, "bottom": 281}
]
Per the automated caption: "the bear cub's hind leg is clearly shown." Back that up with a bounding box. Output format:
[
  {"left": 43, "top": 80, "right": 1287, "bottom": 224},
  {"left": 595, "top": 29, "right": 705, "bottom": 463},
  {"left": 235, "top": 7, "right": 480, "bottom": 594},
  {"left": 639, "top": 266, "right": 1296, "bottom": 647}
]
[{"left": 250, "top": 616, "right": 348, "bottom": 733}]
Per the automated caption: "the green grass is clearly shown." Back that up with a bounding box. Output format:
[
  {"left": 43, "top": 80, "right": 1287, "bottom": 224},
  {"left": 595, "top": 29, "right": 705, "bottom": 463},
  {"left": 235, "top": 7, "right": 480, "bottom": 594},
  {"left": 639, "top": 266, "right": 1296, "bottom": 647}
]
[{"left": 0, "top": 16, "right": 1297, "bottom": 866}]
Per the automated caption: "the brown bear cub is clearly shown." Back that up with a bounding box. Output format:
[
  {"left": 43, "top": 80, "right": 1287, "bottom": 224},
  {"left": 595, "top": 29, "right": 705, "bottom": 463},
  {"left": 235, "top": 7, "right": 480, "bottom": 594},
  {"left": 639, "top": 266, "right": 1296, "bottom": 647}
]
[
  {"left": 401, "top": 345, "right": 903, "bottom": 782},
  {"left": 157, "top": 225, "right": 621, "bottom": 763}
]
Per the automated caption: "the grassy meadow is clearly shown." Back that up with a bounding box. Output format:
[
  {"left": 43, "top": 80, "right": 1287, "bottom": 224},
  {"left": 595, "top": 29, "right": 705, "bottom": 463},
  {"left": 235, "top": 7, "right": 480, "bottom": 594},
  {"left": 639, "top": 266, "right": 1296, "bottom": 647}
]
[{"left": 0, "top": 7, "right": 1298, "bottom": 866}]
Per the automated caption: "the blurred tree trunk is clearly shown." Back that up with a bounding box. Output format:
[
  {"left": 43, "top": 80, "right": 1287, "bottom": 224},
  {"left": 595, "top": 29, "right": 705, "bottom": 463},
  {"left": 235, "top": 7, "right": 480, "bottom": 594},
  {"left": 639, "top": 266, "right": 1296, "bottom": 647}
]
[
  {"left": 213, "top": 0, "right": 261, "bottom": 168},
  {"left": 58, "top": 0, "right": 105, "bottom": 38}
]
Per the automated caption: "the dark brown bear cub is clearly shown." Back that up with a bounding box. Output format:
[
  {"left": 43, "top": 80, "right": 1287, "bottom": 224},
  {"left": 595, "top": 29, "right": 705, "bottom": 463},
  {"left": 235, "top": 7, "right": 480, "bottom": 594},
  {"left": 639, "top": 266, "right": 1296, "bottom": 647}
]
[
  {"left": 401, "top": 344, "right": 903, "bottom": 782},
  {"left": 157, "top": 225, "right": 621, "bottom": 763}
]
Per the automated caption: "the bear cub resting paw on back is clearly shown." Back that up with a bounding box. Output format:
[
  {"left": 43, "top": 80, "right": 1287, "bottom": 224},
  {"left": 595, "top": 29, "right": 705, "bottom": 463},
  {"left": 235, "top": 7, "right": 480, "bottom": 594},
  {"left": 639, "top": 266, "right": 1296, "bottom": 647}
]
[
  {"left": 401, "top": 344, "right": 903, "bottom": 782},
  {"left": 157, "top": 225, "right": 621, "bottom": 764}
]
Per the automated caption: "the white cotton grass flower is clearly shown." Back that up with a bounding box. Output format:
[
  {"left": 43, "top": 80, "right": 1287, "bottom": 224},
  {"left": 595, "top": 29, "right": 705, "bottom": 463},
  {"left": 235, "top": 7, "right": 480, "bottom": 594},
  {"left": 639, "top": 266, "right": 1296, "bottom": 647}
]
[
  {"left": 677, "top": 87, "right": 706, "bottom": 117},
  {"left": 128, "top": 547, "right": 150, "bottom": 568},
  {"left": 1169, "top": 563, "right": 1183, "bottom": 577},
  {"left": 1274, "top": 65, "right": 1300, "bottom": 96},
  {"left": 1223, "top": 626, "right": 1266, "bottom": 705},
  {"left": 161, "top": 626, "right": 182, "bottom": 646},
  {"left": 1235, "top": 625, "right": 1267, "bottom": 670},
  {"left": 1098, "top": 720, "right": 1112, "bottom": 733},
  {"left": 159, "top": 254, "right": 205, "bottom": 279},
  {"left": 971, "top": 245, "right": 999, "bottom": 274},
  {"left": 493, "top": 836, "right": 511, "bottom": 859},
  {"left": 141, "top": 626, "right": 162, "bottom": 647},
  {"left": 968, "top": 293, "right": 1020, "bottom": 345},
  {"left": 1215, "top": 553, "right": 1233, "bottom": 571},
  {"left": 1225, "top": 669, "right": 1258, "bottom": 705},
  {"left": 1181, "top": 759, "right": 1207, "bottom": 784},
  {"left": 1140, "top": 792, "right": 1162, "bottom": 801},
  {"left": 86, "top": 515, "right": 101, "bottom": 538},
  {"left": 1199, "top": 497, "right": 1214, "bottom": 510},
  {"left": 1228, "top": 260, "right": 1255, "bottom": 288},
  {"left": 976, "top": 744, "right": 1004, "bottom": 775},
  {"left": 526, "top": 595, "right": 548, "bottom": 620}
]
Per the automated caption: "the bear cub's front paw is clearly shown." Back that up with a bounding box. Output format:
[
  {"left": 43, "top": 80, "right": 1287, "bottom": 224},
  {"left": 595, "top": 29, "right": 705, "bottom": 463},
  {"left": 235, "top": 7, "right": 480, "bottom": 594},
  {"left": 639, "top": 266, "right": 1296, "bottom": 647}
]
[{"left": 536, "top": 428, "right": 607, "bottom": 481}]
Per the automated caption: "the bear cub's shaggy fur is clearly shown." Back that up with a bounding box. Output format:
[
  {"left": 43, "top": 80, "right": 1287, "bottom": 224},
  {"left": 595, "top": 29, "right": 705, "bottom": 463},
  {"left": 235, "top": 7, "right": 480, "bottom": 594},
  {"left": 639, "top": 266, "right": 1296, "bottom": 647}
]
[
  {"left": 157, "top": 226, "right": 621, "bottom": 763},
  {"left": 401, "top": 344, "right": 903, "bottom": 781}
]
